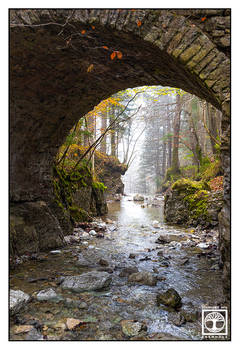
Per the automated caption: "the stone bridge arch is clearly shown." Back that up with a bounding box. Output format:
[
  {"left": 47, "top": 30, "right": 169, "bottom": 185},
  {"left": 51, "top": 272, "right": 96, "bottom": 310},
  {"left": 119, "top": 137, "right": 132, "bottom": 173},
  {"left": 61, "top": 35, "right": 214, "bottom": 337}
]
[{"left": 10, "top": 9, "right": 230, "bottom": 292}]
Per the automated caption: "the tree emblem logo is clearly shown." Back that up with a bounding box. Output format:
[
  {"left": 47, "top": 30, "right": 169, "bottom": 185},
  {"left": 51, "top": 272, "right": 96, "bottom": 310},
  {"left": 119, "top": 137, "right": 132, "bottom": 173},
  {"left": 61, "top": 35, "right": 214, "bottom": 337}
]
[
  {"left": 204, "top": 311, "right": 225, "bottom": 333},
  {"left": 202, "top": 307, "right": 228, "bottom": 337}
]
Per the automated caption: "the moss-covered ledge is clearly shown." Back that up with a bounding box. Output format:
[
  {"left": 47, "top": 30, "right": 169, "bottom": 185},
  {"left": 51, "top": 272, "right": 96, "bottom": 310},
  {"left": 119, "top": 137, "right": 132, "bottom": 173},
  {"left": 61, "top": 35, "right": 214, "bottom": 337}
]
[
  {"left": 164, "top": 178, "right": 223, "bottom": 228},
  {"left": 51, "top": 163, "right": 108, "bottom": 234}
]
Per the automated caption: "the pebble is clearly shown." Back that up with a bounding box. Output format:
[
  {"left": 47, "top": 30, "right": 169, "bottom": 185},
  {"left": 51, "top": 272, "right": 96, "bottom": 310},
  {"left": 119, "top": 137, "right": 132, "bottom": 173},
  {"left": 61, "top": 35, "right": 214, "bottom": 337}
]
[
  {"left": 13, "top": 325, "right": 34, "bottom": 335},
  {"left": 197, "top": 242, "right": 209, "bottom": 249},
  {"left": 50, "top": 250, "right": 61, "bottom": 254},
  {"left": 36, "top": 288, "right": 59, "bottom": 301},
  {"left": 66, "top": 318, "right": 82, "bottom": 330},
  {"left": 89, "top": 230, "right": 97, "bottom": 236}
]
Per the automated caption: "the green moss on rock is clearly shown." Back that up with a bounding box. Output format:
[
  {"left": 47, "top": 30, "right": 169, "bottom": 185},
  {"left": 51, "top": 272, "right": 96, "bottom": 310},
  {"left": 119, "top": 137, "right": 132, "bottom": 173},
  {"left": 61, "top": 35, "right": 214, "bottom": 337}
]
[
  {"left": 164, "top": 177, "right": 223, "bottom": 228},
  {"left": 172, "top": 178, "right": 210, "bottom": 194},
  {"left": 52, "top": 163, "right": 107, "bottom": 227}
]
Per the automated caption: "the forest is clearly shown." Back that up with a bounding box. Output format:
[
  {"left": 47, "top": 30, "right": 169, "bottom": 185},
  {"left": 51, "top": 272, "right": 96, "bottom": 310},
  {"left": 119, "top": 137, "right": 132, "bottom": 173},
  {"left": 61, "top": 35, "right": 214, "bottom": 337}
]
[{"left": 55, "top": 85, "right": 223, "bottom": 198}]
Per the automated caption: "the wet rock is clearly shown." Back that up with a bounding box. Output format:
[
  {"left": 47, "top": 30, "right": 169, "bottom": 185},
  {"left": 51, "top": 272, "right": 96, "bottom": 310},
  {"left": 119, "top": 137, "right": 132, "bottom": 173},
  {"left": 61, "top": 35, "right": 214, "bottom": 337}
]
[
  {"left": 52, "top": 320, "right": 67, "bottom": 331},
  {"left": 64, "top": 235, "right": 80, "bottom": 244},
  {"left": 128, "top": 271, "right": 157, "bottom": 286},
  {"left": 98, "top": 258, "right": 109, "bottom": 266},
  {"left": 197, "top": 242, "right": 209, "bottom": 249},
  {"left": 97, "top": 266, "right": 114, "bottom": 273},
  {"left": 129, "top": 253, "right": 136, "bottom": 259},
  {"left": 96, "top": 232, "right": 104, "bottom": 238},
  {"left": 27, "top": 276, "right": 49, "bottom": 283},
  {"left": 13, "top": 325, "right": 34, "bottom": 335},
  {"left": 210, "top": 264, "right": 220, "bottom": 270},
  {"left": 76, "top": 254, "right": 91, "bottom": 267},
  {"left": 89, "top": 230, "right": 97, "bottom": 236},
  {"left": 50, "top": 250, "right": 61, "bottom": 254},
  {"left": 168, "top": 312, "right": 186, "bottom": 326},
  {"left": 64, "top": 298, "right": 88, "bottom": 309},
  {"left": 157, "top": 276, "right": 166, "bottom": 281},
  {"left": 61, "top": 271, "right": 112, "bottom": 292},
  {"left": 139, "top": 256, "right": 151, "bottom": 261},
  {"left": 169, "top": 241, "right": 182, "bottom": 249},
  {"left": 133, "top": 194, "right": 144, "bottom": 201},
  {"left": 78, "top": 301, "right": 88, "bottom": 309},
  {"left": 36, "top": 288, "right": 60, "bottom": 302},
  {"left": 121, "top": 320, "right": 146, "bottom": 337},
  {"left": 159, "top": 260, "right": 169, "bottom": 267},
  {"left": 156, "top": 288, "right": 182, "bottom": 309},
  {"left": 180, "top": 258, "right": 189, "bottom": 265},
  {"left": 81, "top": 231, "right": 90, "bottom": 238},
  {"left": 152, "top": 220, "right": 160, "bottom": 228},
  {"left": 180, "top": 310, "right": 199, "bottom": 322},
  {"left": 114, "top": 194, "right": 122, "bottom": 201},
  {"left": 155, "top": 235, "right": 171, "bottom": 244},
  {"left": 25, "top": 328, "right": 44, "bottom": 340},
  {"left": 66, "top": 318, "right": 82, "bottom": 330},
  {"left": 10, "top": 289, "right": 30, "bottom": 316},
  {"left": 119, "top": 267, "right": 139, "bottom": 277}
]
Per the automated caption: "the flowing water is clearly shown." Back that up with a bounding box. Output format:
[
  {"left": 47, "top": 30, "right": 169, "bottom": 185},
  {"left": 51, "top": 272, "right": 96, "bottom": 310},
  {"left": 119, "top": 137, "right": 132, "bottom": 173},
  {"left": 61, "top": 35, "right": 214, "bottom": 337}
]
[{"left": 10, "top": 196, "right": 224, "bottom": 340}]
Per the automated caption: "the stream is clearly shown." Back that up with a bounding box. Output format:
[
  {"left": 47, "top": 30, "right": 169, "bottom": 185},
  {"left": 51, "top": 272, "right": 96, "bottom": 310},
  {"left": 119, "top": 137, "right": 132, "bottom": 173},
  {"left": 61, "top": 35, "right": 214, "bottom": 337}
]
[{"left": 9, "top": 196, "right": 224, "bottom": 340}]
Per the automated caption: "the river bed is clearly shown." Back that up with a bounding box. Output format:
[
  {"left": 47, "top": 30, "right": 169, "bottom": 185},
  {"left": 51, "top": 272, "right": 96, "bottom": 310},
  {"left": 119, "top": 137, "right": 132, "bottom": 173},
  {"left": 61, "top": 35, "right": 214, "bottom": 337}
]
[{"left": 9, "top": 196, "right": 224, "bottom": 340}]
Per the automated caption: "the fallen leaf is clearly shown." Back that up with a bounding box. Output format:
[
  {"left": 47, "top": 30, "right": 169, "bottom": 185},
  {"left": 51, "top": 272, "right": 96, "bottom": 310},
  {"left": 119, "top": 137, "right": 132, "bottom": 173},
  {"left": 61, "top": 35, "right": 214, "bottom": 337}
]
[
  {"left": 87, "top": 64, "right": 94, "bottom": 73},
  {"left": 137, "top": 20, "right": 142, "bottom": 27},
  {"left": 14, "top": 325, "right": 34, "bottom": 335},
  {"left": 110, "top": 51, "right": 116, "bottom": 60},
  {"left": 116, "top": 51, "right": 123, "bottom": 59}
]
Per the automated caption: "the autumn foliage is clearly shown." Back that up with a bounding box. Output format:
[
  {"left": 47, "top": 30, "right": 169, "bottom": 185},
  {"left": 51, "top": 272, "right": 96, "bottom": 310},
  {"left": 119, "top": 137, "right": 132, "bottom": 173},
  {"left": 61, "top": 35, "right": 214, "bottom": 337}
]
[{"left": 209, "top": 176, "right": 223, "bottom": 192}]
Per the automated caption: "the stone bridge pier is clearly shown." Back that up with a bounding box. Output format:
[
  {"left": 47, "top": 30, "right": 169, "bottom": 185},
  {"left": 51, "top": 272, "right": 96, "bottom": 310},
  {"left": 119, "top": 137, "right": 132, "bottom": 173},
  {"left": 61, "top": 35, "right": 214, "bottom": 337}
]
[{"left": 10, "top": 9, "right": 230, "bottom": 300}]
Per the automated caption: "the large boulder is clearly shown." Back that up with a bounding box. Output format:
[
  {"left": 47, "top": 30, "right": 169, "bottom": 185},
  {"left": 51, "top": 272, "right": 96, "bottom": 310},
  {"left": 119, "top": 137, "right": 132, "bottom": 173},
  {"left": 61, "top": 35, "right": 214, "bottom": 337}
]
[
  {"left": 60, "top": 271, "right": 112, "bottom": 292},
  {"left": 164, "top": 178, "right": 223, "bottom": 228},
  {"left": 156, "top": 288, "right": 182, "bottom": 310},
  {"left": 133, "top": 194, "right": 144, "bottom": 202},
  {"left": 36, "top": 288, "right": 61, "bottom": 302},
  {"left": 10, "top": 289, "right": 30, "bottom": 315},
  {"left": 121, "top": 320, "right": 146, "bottom": 337}
]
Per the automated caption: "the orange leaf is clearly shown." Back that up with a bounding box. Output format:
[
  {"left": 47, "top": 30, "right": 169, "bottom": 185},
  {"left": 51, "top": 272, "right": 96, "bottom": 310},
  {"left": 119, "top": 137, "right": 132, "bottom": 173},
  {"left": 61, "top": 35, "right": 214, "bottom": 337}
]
[
  {"left": 116, "top": 51, "right": 123, "bottom": 59},
  {"left": 87, "top": 64, "right": 94, "bottom": 73},
  {"left": 81, "top": 30, "right": 86, "bottom": 34},
  {"left": 102, "top": 46, "right": 109, "bottom": 50},
  {"left": 137, "top": 20, "right": 142, "bottom": 27},
  {"left": 91, "top": 25, "right": 95, "bottom": 29},
  {"left": 110, "top": 51, "right": 116, "bottom": 60},
  {"left": 201, "top": 17, "right": 207, "bottom": 22}
]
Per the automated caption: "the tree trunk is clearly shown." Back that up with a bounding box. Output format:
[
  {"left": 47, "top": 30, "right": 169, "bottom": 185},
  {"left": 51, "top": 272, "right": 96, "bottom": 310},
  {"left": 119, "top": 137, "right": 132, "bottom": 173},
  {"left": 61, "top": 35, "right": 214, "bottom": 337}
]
[
  {"left": 171, "top": 94, "right": 181, "bottom": 174},
  {"left": 167, "top": 105, "right": 172, "bottom": 169},
  {"left": 208, "top": 103, "right": 219, "bottom": 155},
  {"left": 100, "top": 112, "right": 107, "bottom": 153},
  {"left": 83, "top": 117, "right": 89, "bottom": 147},
  {"left": 162, "top": 114, "right": 167, "bottom": 178}
]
